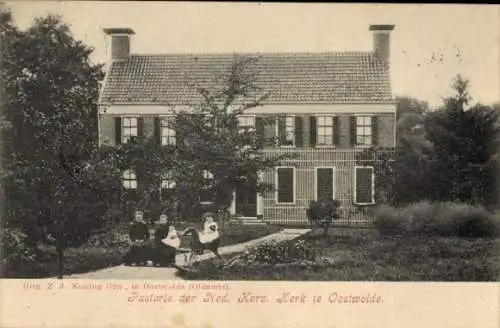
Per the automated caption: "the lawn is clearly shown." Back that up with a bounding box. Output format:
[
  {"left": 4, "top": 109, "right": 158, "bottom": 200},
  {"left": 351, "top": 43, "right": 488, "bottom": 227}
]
[
  {"left": 183, "top": 228, "right": 500, "bottom": 281},
  {"left": 5, "top": 222, "right": 282, "bottom": 278}
]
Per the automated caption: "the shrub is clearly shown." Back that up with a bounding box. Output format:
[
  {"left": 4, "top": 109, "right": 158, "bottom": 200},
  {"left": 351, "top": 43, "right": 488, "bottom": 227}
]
[
  {"left": 0, "top": 228, "right": 40, "bottom": 278},
  {"left": 236, "top": 239, "right": 318, "bottom": 265},
  {"left": 374, "top": 202, "right": 500, "bottom": 238}
]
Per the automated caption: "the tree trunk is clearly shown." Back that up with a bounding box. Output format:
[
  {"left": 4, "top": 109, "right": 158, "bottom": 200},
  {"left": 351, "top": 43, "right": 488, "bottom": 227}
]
[{"left": 56, "top": 245, "right": 64, "bottom": 279}]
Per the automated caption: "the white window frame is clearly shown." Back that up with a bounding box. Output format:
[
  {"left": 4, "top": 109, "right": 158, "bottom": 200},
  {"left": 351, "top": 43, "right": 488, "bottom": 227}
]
[
  {"left": 314, "top": 166, "right": 336, "bottom": 201},
  {"left": 315, "top": 115, "right": 336, "bottom": 148},
  {"left": 354, "top": 114, "right": 373, "bottom": 147},
  {"left": 353, "top": 165, "right": 375, "bottom": 205},
  {"left": 160, "top": 115, "right": 176, "bottom": 146},
  {"left": 275, "top": 166, "right": 296, "bottom": 205},
  {"left": 161, "top": 170, "right": 176, "bottom": 190},
  {"left": 237, "top": 115, "right": 256, "bottom": 132},
  {"left": 275, "top": 115, "right": 296, "bottom": 148},
  {"left": 200, "top": 169, "right": 214, "bottom": 205},
  {"left": 121, "top": 116, "right": 138, "bottom": 144},
  {"left": 122, "top": 169, "right": 137, "bottom": 189}
]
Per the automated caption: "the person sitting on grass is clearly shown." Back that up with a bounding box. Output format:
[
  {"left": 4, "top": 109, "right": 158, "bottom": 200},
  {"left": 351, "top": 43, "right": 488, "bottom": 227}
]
[
  {"left": 124, "top": 210, "right": 149, "bottom": 266},
  {"left": 153, "top": 214, "right": 173, "bottom": 267},
  {"left": 162, "top": 225, "right": 181, "bottom": 266}
]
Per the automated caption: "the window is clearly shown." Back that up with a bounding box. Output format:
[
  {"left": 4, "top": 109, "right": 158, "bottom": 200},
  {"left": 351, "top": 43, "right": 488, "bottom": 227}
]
[
  {"left": 316, "top": 116, "right": 334, "bottom": 146},
  {"left": 315, "top": 167, "right": 335, "bottom": 200},
  {"left": 354, "top": 166, "right": 375, "bottom": 204},
  {"left": 161, "top": 116, "right": 176, "bottom": 146},
  {"left": 276, "top": 167, "right": 295, "bottom": 204},
  {"left": 355, "top": 116, "right": 372, "bottom": 146},
  {"left": 277, "top": 116, "right": 295, "bottom": 147},
  {"left": 122, "top": 117, "right": 138, "bottom": 144},
  {"left": 161, "top": 170, "right": 176, "bottom": 189},
  {"left": 122, "top": 169, "right": 137, "bottom": 189},
  {"left": 238, "top": 115, "right": 255, "bottom": 132},
  {"left": 200, "top": 169, "right": 214, "bottom": 204}
]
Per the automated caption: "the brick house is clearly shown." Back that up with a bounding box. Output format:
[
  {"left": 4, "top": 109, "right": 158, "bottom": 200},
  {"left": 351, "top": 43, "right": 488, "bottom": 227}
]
[{"left": 98, "top": 25, "right": 397, "bottom": 225}]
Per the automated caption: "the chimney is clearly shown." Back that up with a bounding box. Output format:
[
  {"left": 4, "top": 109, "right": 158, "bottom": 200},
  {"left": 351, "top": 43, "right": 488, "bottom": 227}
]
[
  {"left": 369, "top": 24, "right": 395, "bottom": 65},
  {"left": 103, "top": 28, "right": 135, "bottom": 62}
]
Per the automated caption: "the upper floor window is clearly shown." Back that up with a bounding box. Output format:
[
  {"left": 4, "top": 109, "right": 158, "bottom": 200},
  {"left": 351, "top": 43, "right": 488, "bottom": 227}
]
[
  {"left": 161, "top": 116, "right": 176, "bottom": 146},
  {"left": 277, "top": 116, "right": 295, "bottom": 147},
  {"left": 355, "top": 116, "right": 372, "bottom": 146},
  {"left": 161, "top": 170, "right": 176, "bottom": 189},
  {"left": 238, "top": 115, "right": 255, "bottom": 132},
  {"left": 122, "top": 117, "right": 138, "bottom": 144},
  {"left": 122, "top": 169, "right": 137, "bottom": 189},
  {"left": 316, "top": 116, "right": 335, "bottom": 146}
]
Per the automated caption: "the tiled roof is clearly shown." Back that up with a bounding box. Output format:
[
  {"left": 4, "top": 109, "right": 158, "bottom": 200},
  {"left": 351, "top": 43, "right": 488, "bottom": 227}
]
[{"left": 99, "top": 52, "right": 393, "bottom": 105}]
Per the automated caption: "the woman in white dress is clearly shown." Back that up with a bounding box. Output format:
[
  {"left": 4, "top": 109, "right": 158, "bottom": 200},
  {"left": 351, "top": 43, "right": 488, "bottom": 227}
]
[{"left": 199, "top": 213, "right": 219, "bottom": 244}]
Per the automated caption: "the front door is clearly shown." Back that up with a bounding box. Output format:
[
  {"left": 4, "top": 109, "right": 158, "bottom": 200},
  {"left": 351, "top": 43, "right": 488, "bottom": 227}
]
[{"left": 235, "top": 182, "right": 257, "bottom": 217}]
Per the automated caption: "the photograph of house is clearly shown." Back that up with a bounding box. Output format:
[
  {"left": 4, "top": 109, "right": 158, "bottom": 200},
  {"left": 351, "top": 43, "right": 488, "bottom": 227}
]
[{"left": 98, "top": 24, "right": 396, "bottom": 225}]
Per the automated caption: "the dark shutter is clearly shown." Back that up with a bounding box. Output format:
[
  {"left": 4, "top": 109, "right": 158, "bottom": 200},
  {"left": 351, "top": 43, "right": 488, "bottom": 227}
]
[
  {"left": 317, "top": 168, "right": 334, "bottom": 200},
  {"left": 277, "top": 116, "right": 286, "bottom": 146},
  {"left": 372, "top": 116, "right": 378, "bottom": 146},
  {"left": 355, "top": 167, "right": 373, "bottom": 204},
  {"left": 295, "top": 116, "right": 304, "bottom": 147},
  {"left": 137, "top": 117, "right": 144, "bottom": 140},
  {"left": 263, "top": 116, "right": 276, "bottom": 148},
  {"left": 333, "top": 116, "right": 340, "bottom": 146},
  {"left": 309, "top": 116, "right": 317, "bottom": 147},
  {"left": 255, "top": 116, "right": 265, "bottom": 148},
  {"left": 350, "top": 116, "right": 357, "bottom": 146},
  {"left": 277, "top": 168, "right": 294, "bottom": 203},
  {"left": 154, "top": 117, "right": 161, "bottom": 147},
  {"left": 115, "top": 117, "right": 122, "bottom": 145}
]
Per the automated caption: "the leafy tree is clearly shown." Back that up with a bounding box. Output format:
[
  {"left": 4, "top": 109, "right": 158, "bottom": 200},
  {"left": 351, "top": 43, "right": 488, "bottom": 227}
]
[
  {"left": 155, "top": 56, "right": 292, "bottom": 220},
  {"left": 424, "top": 75, "right": 499, "bottom": 207},
  {"left": 1, "top": 9, "right": 119, "bottom": 278}
]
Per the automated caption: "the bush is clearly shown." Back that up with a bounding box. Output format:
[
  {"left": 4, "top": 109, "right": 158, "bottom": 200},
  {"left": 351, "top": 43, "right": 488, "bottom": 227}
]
[
  {"left": 236, "top": 239, "right": 318, "bottom": 265},
  {"left": 0, "top": 228, "right": 40, "bottom": 278},
  {"left": 374, "top": 202, "right": 500, "bottom": 238}
]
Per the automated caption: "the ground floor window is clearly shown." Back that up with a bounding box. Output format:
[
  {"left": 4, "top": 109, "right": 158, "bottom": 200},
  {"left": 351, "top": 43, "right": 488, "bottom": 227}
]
[
  {"left": 276, "top": 167, "right": 295, "bottom": 204},
  {"left": 315, "top": 167, "right": 335, "bottom": 200},
  {"left": 122, "top": 169, "right": 137, "bottom": 189},
  {"left": 354, "top": 166, "right": 374, "bottom": 204}
]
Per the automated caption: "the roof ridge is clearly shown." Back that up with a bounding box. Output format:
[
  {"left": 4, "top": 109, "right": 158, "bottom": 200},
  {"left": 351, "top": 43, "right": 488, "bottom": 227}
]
[{"left": 127, "top": 51, "right": 374, "bottom": 57}]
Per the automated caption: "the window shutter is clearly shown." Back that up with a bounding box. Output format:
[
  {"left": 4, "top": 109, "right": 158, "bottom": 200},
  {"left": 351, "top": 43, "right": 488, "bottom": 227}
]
[
  {"left": 137, "top": 117, "right": 144, "bottom": 139},
  {"left": 350, "top": 116, "right": 357, "bottom": 146},
  {"left": 295, "top": 116, "right": 304, "bottom": 147},
  {"left": 255, "top": 116, "right": 264, "bottom": 148},
  {"left": 317, "top": 168, "right": 334, "bottom": 200},
  {"left": 372, "top": 116, "right": 378, "bottom": 146},
  {"left": 333, "top": 116, "right": 340, "bottom": 146},
  {"left": 309, "top": 116, "right": 317, "bottom": 147},
  {"left": 277, "top": 116, "right": 286, "bottom": 146},
  {"left": 115, "top": 117, "right": 122, "bottom": 145},
  {"left": 277, "top": 168, "right": 294, "bottom": 203},
  {"left": 355, "top": 167, "right": 373, "bottom": 204},
  {"left": 154, "top": 117, "right": 161, "bottom": 147},
  {"left": 263, "top": 116, "right": 276, "bottom": 147}
]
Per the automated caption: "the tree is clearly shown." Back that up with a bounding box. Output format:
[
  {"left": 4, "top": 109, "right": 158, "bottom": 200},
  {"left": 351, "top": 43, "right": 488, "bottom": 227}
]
[
  {"left": 424, "top": 75, "right": 499, "bottom": 207},
  {"left": 393, "top": 96, "right": 433, "bottom": 205},
  {"left": 157, "top": 56, "right": 292, "bottom": 220},
  {"left": 1, "top": 10, "right": 118, "bottom": 278}
]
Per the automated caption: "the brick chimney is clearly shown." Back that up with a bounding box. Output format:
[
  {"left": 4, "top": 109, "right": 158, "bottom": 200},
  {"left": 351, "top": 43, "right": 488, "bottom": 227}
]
[
  {"left": 103, "top": 28, "right": 135, "bottom": 62},
  {"left": 369, "top": 24, "right": 395, "bottom": 65}
]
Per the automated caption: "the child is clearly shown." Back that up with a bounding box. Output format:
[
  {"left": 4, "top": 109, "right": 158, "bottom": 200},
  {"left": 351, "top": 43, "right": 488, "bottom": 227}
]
[{"left": 161, "top": 225, "right": 181, "bottom": 266}]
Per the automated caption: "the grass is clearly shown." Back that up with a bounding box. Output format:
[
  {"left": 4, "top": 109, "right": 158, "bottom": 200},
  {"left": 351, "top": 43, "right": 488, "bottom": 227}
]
[
  {"left": 184, "top": 228, "right": 500, "bottom": 281},
  {"left": 8, "top": 222, "right": 282, "bottom": 278}
]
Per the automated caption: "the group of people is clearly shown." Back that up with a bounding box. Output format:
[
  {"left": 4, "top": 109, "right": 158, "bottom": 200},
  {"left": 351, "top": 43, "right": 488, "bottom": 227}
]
[{"left": 125, "top": 210, "right": 219, "bottom": 267}]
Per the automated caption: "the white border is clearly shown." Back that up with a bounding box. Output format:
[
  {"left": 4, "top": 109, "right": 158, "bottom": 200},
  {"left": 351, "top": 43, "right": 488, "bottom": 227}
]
[
  {"left": 353, "top": 165, "right": 375, "bottom": 205},
  {"left": 275, "top": 166, "right": 296, "bottom": 205},
  {"left": 313, "top": 166, "right": 337, "bottom": 201}
]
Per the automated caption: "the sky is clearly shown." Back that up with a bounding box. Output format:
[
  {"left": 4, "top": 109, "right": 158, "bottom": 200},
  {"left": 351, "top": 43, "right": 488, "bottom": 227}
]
[{"left": 6, "top": 2, "right": 500, "bottom": 108}]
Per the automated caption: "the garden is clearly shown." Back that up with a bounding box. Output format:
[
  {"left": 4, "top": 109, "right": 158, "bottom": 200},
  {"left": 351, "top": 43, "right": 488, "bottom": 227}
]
[{"left": 181, "top": 202, "right": 500, "bottom": 281}]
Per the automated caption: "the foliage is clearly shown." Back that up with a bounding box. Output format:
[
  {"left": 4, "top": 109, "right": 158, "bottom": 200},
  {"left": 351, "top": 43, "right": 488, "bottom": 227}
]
[
  {"left": 0, "top": 228, "right": 39, "bottom": 278},
  {"left": 232, "top": 239, "right": 318, "bottom": 265},
  {"left": 373, "top": 202, "right": 500, "bottom": 238},
  {"left": 424, "top": 75, "right": 500, "bottom": 208}
]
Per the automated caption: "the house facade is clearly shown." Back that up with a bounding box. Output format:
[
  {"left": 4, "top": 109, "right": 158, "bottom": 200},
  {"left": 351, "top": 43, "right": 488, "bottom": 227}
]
[{"left": 98, "top": 25, "right": 397, "bottom": 225}]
